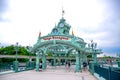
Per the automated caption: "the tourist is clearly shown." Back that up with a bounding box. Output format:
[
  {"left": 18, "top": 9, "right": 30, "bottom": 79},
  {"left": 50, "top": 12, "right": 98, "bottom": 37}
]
[
  {"left": 39, "top": 61, "right": 42, "bottom": 71},
  {"left": 68, "top": 61, "right": 71, "bottom": 68},
  {"left": 83, "top": 62, "right": 87, "bottom": 71},
  {"left": 65, "top": 61, "right": 67, "bottom": 67}
]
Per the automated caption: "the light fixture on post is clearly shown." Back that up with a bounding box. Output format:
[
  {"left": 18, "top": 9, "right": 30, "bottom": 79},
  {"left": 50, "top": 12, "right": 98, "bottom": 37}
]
[
  {"left": 15, "top": 42, "right": 19, "bottom": 61},
  {"left": 26, "top": 46, "right": 31, "bottom": 61},
  {"left": 88, "top": 40, "right": 97, "bottom": 74},
  {"left": 26, "top": 45, "right": 33, "bottom": 69},
  {"left": 88, "top": 40, "right": 97, "bottom": 63},
  {"left": 14, "top": 42, "right": 19, "bottom": 72}
]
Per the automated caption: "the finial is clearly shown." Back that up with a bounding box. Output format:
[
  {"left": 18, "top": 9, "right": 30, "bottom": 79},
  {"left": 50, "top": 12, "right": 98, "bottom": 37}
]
[
  {"left": 62, "top": 6, "right": 65, "bottom": 18},
  {"left": 55, "top": 23, "right": 57, "bottom": 27},
  {"left": 39, "top": 31, "right": 41, "bottom": 37},
  {"left": 72, "top": 29, "right": 74, "bottom": 36}
]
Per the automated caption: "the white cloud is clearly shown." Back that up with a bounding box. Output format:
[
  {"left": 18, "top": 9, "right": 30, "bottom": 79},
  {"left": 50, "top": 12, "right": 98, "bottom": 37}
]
[
  {"left": 0, "top": 0, "right": 120, "bottom": 56},
  {"left": 97, "top": 52, "right": 118, "bottom": 57}
]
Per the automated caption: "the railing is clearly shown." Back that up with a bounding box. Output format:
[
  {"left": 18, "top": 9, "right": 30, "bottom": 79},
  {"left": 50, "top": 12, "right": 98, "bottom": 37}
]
[
  {"left": 13, "top": 61, "right": 35, "bottom": 72},
  {"left": 0, "top": 63, "right": 13, "bottom": 72},
  {"left": 0, "top": 61, "right": 35, "bottom": 73},
  {"left": 89, "top": 63, "right": 120, "bottom": 80}
]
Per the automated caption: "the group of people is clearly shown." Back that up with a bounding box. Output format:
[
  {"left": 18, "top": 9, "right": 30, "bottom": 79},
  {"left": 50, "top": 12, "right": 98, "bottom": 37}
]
[
  {"left": 65, "top": 60, "right": 71, "bottom": 68},
  {"left": 39, "top": 60, "right": 88, "bottom": 71},
  {"left": 65, "top": 61, "right": 88, "bottom": 71}
]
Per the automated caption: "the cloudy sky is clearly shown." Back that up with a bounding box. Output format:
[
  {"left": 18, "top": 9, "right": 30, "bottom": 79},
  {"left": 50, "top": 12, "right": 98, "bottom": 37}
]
[{"left": 0, "top": 0, "right": 120, "bottom": 57}]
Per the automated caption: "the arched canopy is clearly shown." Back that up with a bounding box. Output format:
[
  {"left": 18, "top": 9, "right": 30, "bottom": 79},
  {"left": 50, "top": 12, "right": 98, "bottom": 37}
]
[
  {"left": 31, "top": 17, "right": 102, "bottom": 55},
  {"left": 31, "top": 35, "right": 87, "bottom": 54}
]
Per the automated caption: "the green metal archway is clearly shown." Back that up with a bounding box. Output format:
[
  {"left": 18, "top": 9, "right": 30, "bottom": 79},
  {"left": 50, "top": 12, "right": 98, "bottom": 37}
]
[{"left": 31, "top": 17, "right": 102, "bottom": 72}]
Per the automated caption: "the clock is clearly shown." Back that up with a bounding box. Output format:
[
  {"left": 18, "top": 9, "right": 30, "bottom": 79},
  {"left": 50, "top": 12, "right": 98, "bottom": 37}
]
[{"left": 59, "top": 23, "right": 64, "bottom": 27}]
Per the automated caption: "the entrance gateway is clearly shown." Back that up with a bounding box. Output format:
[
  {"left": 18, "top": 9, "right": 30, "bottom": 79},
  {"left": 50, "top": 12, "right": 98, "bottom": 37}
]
[{"left": 31, "top": 12, "right": 102, "bottom": 72}]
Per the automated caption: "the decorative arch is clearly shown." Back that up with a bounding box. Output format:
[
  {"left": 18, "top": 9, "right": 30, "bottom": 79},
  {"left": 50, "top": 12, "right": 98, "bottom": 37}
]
[{"left": 31, "top": 17, "right": 102, "bottom": 72}]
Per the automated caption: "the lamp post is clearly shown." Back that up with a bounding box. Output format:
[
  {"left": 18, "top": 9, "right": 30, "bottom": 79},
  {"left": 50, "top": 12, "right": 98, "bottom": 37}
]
[
  {"left": 26, "top": 46, "right": 33, "bottom": 69},
  {"left": 14, "top": 42, "right": 19, "bottom": 72},
  {"left": 15, "top": 42, "right": 19, "bottom": 61},
  {"left": 88, "top": 40, "right": 97, "bottom": 74},
  {"left": 88, "top": 40, "right": 97, "bottom": 63},
  {"left": 26, "top": 46, "right": 31, "bottom": 61}
]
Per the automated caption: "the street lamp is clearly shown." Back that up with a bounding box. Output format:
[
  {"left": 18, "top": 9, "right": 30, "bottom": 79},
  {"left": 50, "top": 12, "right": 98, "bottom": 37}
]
[
  {"left": 14, "top": 42, "right": 19, "bottom": 72},
  {"left": 26, "top": 46, "right": 31, "bottom": 61},
  {"left": 15, "top": 42, "right": 19, "bottom": 61},
  {"left": 88, "top": 40, "right": 97, "bottom": 63}
]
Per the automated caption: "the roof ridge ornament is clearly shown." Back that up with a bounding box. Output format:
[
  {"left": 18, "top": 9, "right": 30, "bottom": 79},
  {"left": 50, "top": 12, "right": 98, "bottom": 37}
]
[{"left": 62, "top": 6, "right": 65, "bottom": 18}]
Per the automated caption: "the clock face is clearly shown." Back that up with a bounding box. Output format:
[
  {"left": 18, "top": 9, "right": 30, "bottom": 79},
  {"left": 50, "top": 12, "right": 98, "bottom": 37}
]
[{"left": 59, "top": 23, "right": 64, "bottom": 27}]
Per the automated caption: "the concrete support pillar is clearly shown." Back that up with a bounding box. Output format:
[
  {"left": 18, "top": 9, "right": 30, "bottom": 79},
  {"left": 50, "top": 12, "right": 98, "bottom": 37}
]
[
  {"left": 36, "top": 52, "right": 40, "bottom": 71},
  {"left": 75, "top": 51, "right": 80, "bottom": 72}
]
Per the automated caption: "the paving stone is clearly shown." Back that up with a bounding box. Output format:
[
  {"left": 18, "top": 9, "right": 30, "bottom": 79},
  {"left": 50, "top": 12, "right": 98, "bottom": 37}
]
[{"left": 0, "top": 66, "right": 98, "bottom": 80}]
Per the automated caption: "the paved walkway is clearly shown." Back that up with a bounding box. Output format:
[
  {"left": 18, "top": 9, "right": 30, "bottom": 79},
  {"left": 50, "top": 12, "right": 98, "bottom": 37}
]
[{"left": 0, "top": 66, "right": 98, "bottom": 80}]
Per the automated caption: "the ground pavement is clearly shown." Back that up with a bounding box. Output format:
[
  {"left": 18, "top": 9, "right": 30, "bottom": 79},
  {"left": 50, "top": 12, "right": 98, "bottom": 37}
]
[{"left": 0, "top": 65, "right": 98, "bottom": 80}]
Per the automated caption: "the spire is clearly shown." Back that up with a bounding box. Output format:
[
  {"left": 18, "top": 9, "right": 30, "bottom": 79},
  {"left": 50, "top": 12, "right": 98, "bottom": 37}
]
[
  {"left": 55, "top": 23, "right": 57, "bottom": 28},
  {"left": 39, "top": 31, "right": 41, "bottom": 37}
]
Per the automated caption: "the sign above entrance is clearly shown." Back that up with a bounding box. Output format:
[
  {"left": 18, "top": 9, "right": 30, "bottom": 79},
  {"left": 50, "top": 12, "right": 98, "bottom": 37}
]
[{"left": 41, "top": 36, "right": 71, "bottom": 42}]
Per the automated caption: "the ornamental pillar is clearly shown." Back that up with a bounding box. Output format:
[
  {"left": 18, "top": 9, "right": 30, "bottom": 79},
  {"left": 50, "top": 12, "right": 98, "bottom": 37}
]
[
  {"left": 75, "top": 51, "right": 80, "bottom": 72},
  {"left": 53, "top": 53, "right": 56, "bottom": 66},
  {"left": 42, "top": 52, "right": 46, "bottom": 70},
  {"left": 79, "top": 52, "right": 82, "bottom": 71},
  {"left": 36, "top": 52, "right": 40, "bottom": 71}
]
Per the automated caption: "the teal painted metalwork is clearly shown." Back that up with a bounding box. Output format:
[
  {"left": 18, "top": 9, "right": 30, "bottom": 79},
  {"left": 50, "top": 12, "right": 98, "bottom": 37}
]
[
  {"left": 93, "top": 64, "right": 120, "bottom": 80},
  {"left": 31, "top": 16, "right": 102, "bottom": 72},
  {"left": 13, "top": 42, "right": 19, "bottom": 72},
  {"left": 75, "top": 51, "right": 80, "bottom": 72},
  {"left": 118, "top": 61, "right": 120, "bottom": 67},
  {"left": 13, "top": 61, "right": 19, "bottom": 72},
  {"left": 53, "top": 54, "right": 56, "bottom": 66},
  {"left": 36, "top": 52, "right": 40, "bottom": 71},
  {"left": 26, "top": 61, "right": 35, "bottom": 70},
  {"left": 42, "top": 54, "right": 46, "bottom": 70},
  {"left": 0, "top": 62, "right": 12, "bottom": 72}
]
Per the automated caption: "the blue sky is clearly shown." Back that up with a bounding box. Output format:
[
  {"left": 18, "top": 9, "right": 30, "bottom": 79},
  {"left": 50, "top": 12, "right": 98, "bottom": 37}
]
[{"left": 0, "top": 0, "right": 120, "bottom": 57}]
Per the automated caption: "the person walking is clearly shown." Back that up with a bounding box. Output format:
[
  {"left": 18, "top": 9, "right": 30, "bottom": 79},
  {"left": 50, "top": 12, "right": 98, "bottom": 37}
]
[
  {"left": 83, "top": 62, "right": 87, "bottom": 71},
  {"left": 68, "top": 61, "right": 71, "bottom": 69},
  {"left": 39, "top": 61, "right": 42, "bottom": 71}
]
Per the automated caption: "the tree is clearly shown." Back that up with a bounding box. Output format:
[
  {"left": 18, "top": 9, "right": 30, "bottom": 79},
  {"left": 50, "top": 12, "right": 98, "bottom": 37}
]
[
  {"left": 0, "top": 45, "right": 34, "bottom": 55},
  {"left": 0, "top": 45, "right": 15, "bottom": 55},
  {"left": 87, "top": 54, "right": 92, "bottom": 58}
]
